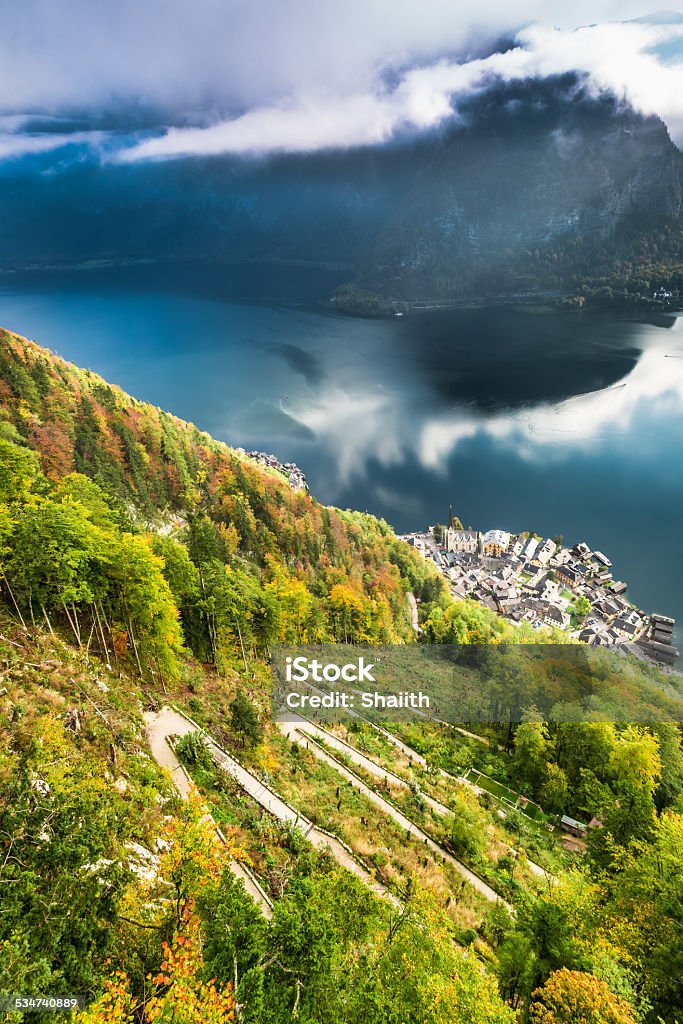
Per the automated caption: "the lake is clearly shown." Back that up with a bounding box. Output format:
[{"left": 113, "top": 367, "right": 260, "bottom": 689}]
[{"left": 0, "top": 262, "right": 681, "bottom": 633}]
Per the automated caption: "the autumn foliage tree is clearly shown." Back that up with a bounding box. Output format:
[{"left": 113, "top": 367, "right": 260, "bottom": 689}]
[
  {"left": 530, "top": 969, "right": 637, "bottom": 1024},
  {"left": 77, "top": 792, "right": 238, "bottom": 1024},
  {"left": 78, "top": 914, "right": 236, "bottom": 1024}
]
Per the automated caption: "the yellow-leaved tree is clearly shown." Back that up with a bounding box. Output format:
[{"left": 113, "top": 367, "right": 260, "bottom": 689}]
[
  {"left": 530, "top": 969, "right": 637, "bottom": 1024},
  {"left": 77, "top": 790, "right": 238, "bottom": 1024}
]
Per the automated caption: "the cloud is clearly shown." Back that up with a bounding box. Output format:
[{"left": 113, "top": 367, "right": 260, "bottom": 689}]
[
  {"left": 0, "top": 126, "right": 104, "bottom": 161},
  {"left": 1, "top": 4, "right": 683, "bottom": 162},
  {"left": 0, "top": 1, "right": 653, "bottom": 116},
  {"left": 116, "top": 15, "right": 683, "bottom": 161},
  {"left": 122, "top": 93, "right": 413, "bottom": 160}
]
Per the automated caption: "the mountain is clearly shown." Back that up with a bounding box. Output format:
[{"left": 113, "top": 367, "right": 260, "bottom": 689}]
[
  {"left": 0, "top": 323, "right": 548, "bottom": 1016},
  {"left": 0, "top": 327, "right": 448, "bottom": 661},
  {"left": 335, "top": 77, "right": 683, "bottom": 312},
  {"left": 2, "top": 327, "right": 683, "bottom": 1023},
  {"left": 1, "top": 324, "right": 576, "bottom": 701},
  {"left": 1, "top": 76, "right": 682, "bottom": 311}
]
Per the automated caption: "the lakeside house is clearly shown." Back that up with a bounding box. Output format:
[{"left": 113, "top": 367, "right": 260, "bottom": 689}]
[
  {"left": 543, "top": 604, "right": 571, "bottom": 630},
  {"left": 638, "top": 614, "right": 678, "bottom": 666},
  {"left": 523, "top": 536, "right": 540, "bottom": 560},
  {"left": 579, "top": 626, "right": 609, "bottom": 646},
  {"left": 613, "top": 610, "right": 643, "bottom": 637},
  {"left": 533, "top": 538, "right": 557, "bottom": 567},
  {"left": 556, "top": 564, "right": 580, "bottom": 587}
]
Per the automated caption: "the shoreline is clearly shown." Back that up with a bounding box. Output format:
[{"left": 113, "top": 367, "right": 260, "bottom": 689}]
[{"left": 327, "top": 288, "right": 682, "bottom": 320}]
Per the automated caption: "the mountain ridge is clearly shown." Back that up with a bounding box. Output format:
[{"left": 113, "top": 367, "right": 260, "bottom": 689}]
[
  {"left": 0, "top": 326, "right": 441, "bottom": 653},
  {"left": 333, "top": 78, "right": 683, "bottom": 311},
  {"left": 1, "top": 77, "right": 682, "bottom": 313}
]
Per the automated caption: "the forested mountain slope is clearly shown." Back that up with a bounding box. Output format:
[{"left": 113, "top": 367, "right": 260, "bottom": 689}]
[
  {"left": 1, "top": 327, "right": 682, "bottom": 1024},
  {"left": 0, "top": 326, "right": 443, "bottom": 662},
  {"left": 0, "top": 327, "right": 537, "bottom": 1023},
  {"left": 337, "top": 79, "right": 683, "bottom": 311}
]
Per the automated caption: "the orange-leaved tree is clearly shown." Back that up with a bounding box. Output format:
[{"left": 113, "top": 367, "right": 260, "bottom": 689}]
[
  {"left": 78, "top": 913, "right": 235, "bottom": 1024},
  {"left": 77, "top": 789, "right": 239, "bottom": 1023}
]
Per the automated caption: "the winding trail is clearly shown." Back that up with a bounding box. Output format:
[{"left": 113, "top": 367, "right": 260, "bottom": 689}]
[
  {"left": 280, "top": 716, "right": 512, "bottom": 909},
  {"left": 282, "top": 714, "right": 452, "bottom": 816},
  {"left": 144, "top": 706, "right": 401, "bottom": 911},
  {"left": 367, "top": 723, "right": 553, "bottom": 882},
  {"left": 283, "top": 714, "right": 552, "bottom": 883},
  {"left": 144, "top": 706, "right": 274, "bottom": 917}
]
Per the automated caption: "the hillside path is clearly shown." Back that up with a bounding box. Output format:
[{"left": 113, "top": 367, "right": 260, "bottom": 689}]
[
  {"left": 284, "top": 714, "right": 551, "bottom": 884},
  {"left": 145, "top": 706, "right": 400, "bottom": 910},
  {"left": 144, "top": 707, "right": 274, "bottom": 917},
  {"left": 370, "top": 723, "right": 553, "bottom": 881},
  {"left": 279, "top": 717, "right": 512, "bottom": 909}
]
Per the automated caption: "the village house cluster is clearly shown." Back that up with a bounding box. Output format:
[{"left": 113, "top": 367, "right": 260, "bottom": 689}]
[
  {"left": 400, "top": 525, "right": 679, "bottom": 666},
  {"left": 236, "top": 448, "right": 308, "bottom": 492}
]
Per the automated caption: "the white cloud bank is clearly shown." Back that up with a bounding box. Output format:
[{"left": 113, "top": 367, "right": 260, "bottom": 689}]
[
  {"left": 0, "top": 1, "right": 659, "bottom": 114},
  {"left": 118, "top": 16, "right": 683, "bottom": 161},
  {"left": 0, "top": 4, "right": 683, "bottom": 162}
]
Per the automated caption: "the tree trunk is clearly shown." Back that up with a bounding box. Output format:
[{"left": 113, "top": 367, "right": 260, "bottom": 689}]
[
  {"left": 235, "top": 619, "right": 248, "bottom": 674},
  {"left": 62, "top": 600, "right": 81, "bottom": 647},
  {"left": 4, "top": 578, "right": 27, "bottom": 628},
  {"left": 40, "top": 603, "right": 55, "bottom": 637}
]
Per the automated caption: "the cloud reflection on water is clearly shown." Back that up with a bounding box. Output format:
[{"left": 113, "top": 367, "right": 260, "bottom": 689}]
[{"left": 283, "top": 315, "right": 683, "bottom": 483}]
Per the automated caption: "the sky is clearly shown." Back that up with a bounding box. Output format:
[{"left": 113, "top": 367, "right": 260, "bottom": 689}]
[{"left": 1, "top": 2, "right": 683, "bottom": 160}]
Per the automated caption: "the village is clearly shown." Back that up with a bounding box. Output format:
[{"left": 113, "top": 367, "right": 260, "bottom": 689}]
[{"left": 399, "top": 523, "right": 679, "bottom": 667}]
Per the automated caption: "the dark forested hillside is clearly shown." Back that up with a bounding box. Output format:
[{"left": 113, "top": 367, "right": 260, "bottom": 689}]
[
  {"left": 334, "top": 79, "right": 683, "bottom": 312},
  {"left": 0, "top": 78, "right": 681, "bottom": 313}
]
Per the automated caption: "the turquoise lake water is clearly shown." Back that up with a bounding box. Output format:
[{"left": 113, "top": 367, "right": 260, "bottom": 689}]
[{"left": 0, "top": 262, "right": 681, "bottom": 632}]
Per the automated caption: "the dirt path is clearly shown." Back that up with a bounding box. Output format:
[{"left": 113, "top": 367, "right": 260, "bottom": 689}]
[
  {"left": 283, "top": 714, "right": 452, "bottom": 816},
  {"left": 145, "top": 706, "right": 401, "bottom": 911},
  {"left": 280, "top": 718, "right": 511, "bottom": 910},
  {"left": 144, "top": 707, "right": 274, "bottom": 917},
  {"left": 369, "top": 722, "right": 553, "bottom": 882},
  {"left": 407, "top": 591, "right": 419, "bottom": 632},
  {"left": 284, "top": 715, "right": 552, "bottom": 884}
]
